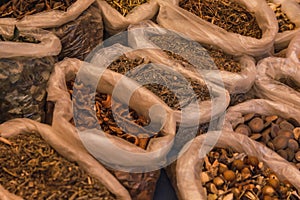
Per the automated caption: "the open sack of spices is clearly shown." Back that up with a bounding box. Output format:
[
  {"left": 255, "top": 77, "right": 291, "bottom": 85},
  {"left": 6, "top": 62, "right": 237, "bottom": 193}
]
[
  {"left": 155, "top": 0, "right": 278, "bottom": 58},
  {"left": 224, "top": 99, "right": 300, "bottom": 171},
  {"left": 169, "top": 131, "right": 300, "bottom": 200},
  {"left": 128, "top": 20, "right": 257, "bottom": 95},
  {"left": 89, "top": 43, "right": 230, "bottom": 127},
  {"left": 96, "top": 0, "right": 158, "bottom": 35},
  {"left": 0, "top": 0, "right": 103, "bottom": 60},
  {"left": 0, "top": 118, "right": 129, "bottom": 199},
  {"left": 0, "top": 25, "right": 61, "bottom": 123},
  {"left": 46, "top": 58, "right": 177, "bottom": 199},
  {"left": 266, "top": 0, "right": 300, "bottom": 52},
  {"left": 253, "top": 55, "right": 300, "bottom": 109}
]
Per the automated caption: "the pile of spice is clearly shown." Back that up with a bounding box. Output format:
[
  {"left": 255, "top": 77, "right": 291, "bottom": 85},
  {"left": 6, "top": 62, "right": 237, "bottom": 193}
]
[
  {"left": 0, "top": 132, "right": 115, "bottom": 200},
  {"left": 267, "top": 1, "right": 296, "bottom": 33},
  {"left": 67, "top": 80, "right": 159, "bottom": 150},
  {"left": 149, "top": 35, "right": 242, "bottom": 73},
  {"left": 105, "top": 0, "right": 149, "bottom": 16},
  {"left": 179, "top": 0, "right": 262, "bottom": 39},
  {"left": 0, "top": 0, "right": 77, "bottom": 19},
  {"left": 201, "top": 147, "right": 300, "bottom": 199},
  {"left": 107, "top": 54, "right": 211, "bottom": 110},
  {"left": 234, "top": 113, "right": 300, "bottom": 170}
]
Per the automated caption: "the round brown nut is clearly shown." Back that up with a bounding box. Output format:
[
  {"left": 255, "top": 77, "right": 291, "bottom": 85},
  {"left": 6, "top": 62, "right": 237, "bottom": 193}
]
[
  {"left": 268, "top": 174, "right": 279, "bottom": 189},
  {"left": 241, "top": 167, "right": 251, "bottom": 180},
  {"left": 232, "top": 159, "right": 244, "bottom": 171},
  {"left": 271, "top": 123, "right": 280, "bottom": 138},
  {"left": 245, "top": 156, "right": 259, "bottom": 167},
  {"left": 272, "top": 135, "right": 289, "bottom": 150},
  {"left": 223, "top": 170, "right": 236, "bottom": 182},
  {"left": 288, "top": 139, "right": 299, "bottom": 152},
  {"left": 235, "top": 124, "right": 251, "bottom": 136},
  {"left": 279, "top": 120, "right": 295, "bottom": 130},
  {"left": 213, "top": 176, "right": 224, "bottom": 187},
  {"left": 248, "top": 117, "right": 264, "bottom": 133},
  {"left": 286, "top": 148, "right": 295, "bottom": 162},
  {"left": 262, "top": 185, "right": 275, "bottom": 196}
]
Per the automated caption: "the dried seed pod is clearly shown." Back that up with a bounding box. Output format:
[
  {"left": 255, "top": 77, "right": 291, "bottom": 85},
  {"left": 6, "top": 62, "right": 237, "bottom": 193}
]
[
  {"left": 271, "top": 123, "right": 280, "bottom": 138},
  {"left": 272, "top": 135, "right": 289, "bottom": 150},
  {"left": 293, "top": 127, "right": 300, "bottom": 141},
  {"left": 279, "top": 120, "right": 295, "bottom": 130},
  {"left": 262, "top": 128, "right": 271, "bottom": 143},
  {"left": 232, "top": 159, "right": 244, "bottom": 171},
  {"left": 235, "top": 124, "right": 251, "bottom": 136},
  {"left": 244, "top": 113, "right": 255, "bottom": 122},
  {"left": 241, "top": 167, "right": 251, "bottom": 180},
  {"left": 277, "top": 129, "right": 294, "bottom": 139},
  {"left": 262, "top": 185, "right": 275, "bottom": 196},
  {"left": 268, "top": 174, "right": 279, "bottom": 189},
  {"left": 248, "top": 117, "right": 264, "bottom": 132},
  {"left": 223, "top": 170, "right": 236, "bottom": 182},
  {"left": 265, "top": 115, "right": 278, "bottom": 123},
  {"left": 231, "top": 187, "right": 240, "bottom": 198},
  {"left": 277, "top": 149, "right": 288, "bottom": 160},
  {"left": 245, "top": 156, "right": 259, "bottom": 167},
  {"left": 213, "top": 176, "right": 224, "bottom": 187},
  {"left": 286, "top": 148, "right": 295, "bottom": 162},
  {"left": 218, "top": 163, "right": 228, "bottom": 174},
  {"left": 288, "top": 139, "right": 299, "bottom": 152}
]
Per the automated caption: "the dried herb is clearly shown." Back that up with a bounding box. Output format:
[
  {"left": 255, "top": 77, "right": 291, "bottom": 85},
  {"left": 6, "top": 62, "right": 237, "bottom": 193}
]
[
  {"left": 202, "top": 147, "right": 300, "bottom": 199},
  {"left": 234, "top": 113, "right": 300, "bottom": 170},
  {"left": 267, "top": 1, "right": 296, "bottom": 33},
  {"left": 149, "top": 35, "right": 242, "bottom": 73},
  {"left": 179, "top": 0, "right": 262, "bottom": 39},
  {"left": 107, "top": 54, "right": 211, "bottom": 110},
  {"left": 0, "top": 56, "right": 55, "bottom": 123},
  {"left": 0, "top": 0, "right": 77, "bottom": 19},
  {"left": 105, "top": 0, "right": 150, "bottom": 16},
  {"left": 67, "top": 80, "right": 159, "bottom": 150},
  {"left": 67, "top": 80, "right": 161, "bottom": 200},
  {"left": 0, "top": 26, "right": 40, "bottom": 43},
  {"left": 0, "top": 132, "right": 115, "bottom": 200}
]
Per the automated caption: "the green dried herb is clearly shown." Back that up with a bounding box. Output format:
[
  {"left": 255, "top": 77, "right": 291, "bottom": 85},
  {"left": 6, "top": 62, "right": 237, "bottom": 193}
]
[
  {"left": 179, "top": 0, "right": 262, "bottom": 39},
  {"left": 0, "top": 0, "right": 77, "bottom": 19},
  {"left": 0, "top": 132, "right": 115, "bottom": 200},
  {"left": 105, "top": 0, "right": 150, "bottom": 16}
]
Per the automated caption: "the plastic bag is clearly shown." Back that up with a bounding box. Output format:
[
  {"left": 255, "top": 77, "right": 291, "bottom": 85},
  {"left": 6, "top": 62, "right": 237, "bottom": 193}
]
[
  {"left": 0, "top": 25, "right": 61, "bottom": 123},
  {"left": 169, "top": 130, "right": 300, "bottom": 200},
  {"left": 128, "top": 20, "right": 257, "bottom": 94},
  {"left": 46, "top": 58, "right": 176, "bottom": 199},
  {"left": 96, "top": 0, "right": 159, "bottom": 35},
  {"left": 253, "top": 56, "right": 300, "bottom": 109},
  {"left": 0, "top": 118, "right": 129, "bottom": 200},
  {"left": 88, "top": 43, "right": 230, "bottom": 127},
  {"left": 155, "top": 0, "right": 278, "bottom": 57},
  {"left": 0, "top": 0, "right": 103, "bottom": 60},
  {"left": 271, "top": 0, "right": 300, "bottom": 52}
]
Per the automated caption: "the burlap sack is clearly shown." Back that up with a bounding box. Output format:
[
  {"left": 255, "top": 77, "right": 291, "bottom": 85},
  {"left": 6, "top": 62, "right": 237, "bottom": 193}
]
[
  {"left": 286, "top": 32, "right": 300, "bottom": 62},
  {"left": 0, "top": 118, "right": 130, "bottom": 199},
  {"left": 0, "top": 0, "right": 103, "bottom": 60},
  {"left": 0, "top": 25, "right": 61, "bottom": 123},
  {"left": 253, "top": 56, "right": 300, "bottom": 109},
  {"left": 156, "top": 0, "right": 278, "bottom": 57},
  {"left": 170, "top": 131, "right": 300, "bottom": 199},
  {"left": 88, "top": 43, "right": 230, "bottom": 127},
  {"left": 96, "top": 0, "right": 159, "bottom": 35},
  {"left": 46, "top": 58, "right": 177, "bottom": 199},
  {"left": 128, "top": 20, "right": 257, "bottom": 94}
]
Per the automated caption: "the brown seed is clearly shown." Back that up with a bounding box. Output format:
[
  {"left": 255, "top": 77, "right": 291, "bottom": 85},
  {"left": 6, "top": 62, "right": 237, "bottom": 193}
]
[
  {"left": 248, "top": 117, "right": 264, "bottom": 132},
  {"left": 268, "top": 174, "right": 279, "bottom": 189},
  {"left": 279, "top": 120, "right": 295, "bottom": 130},
  {"left": 266, "top": 115, "right": 278, "bottom": 123},
  {"left": 288, "top": 139, "right": 299, "bottom": 152},
  {"left": 218, "top": 163, "right": 228, "bottom": 174},
  {"left": 250, "top": 133, "right": 262, "bottom": 140},
  {"left": 272, "top": 135, "right": 289, "bottom": 150},
  {"left": 262, "top": 128, "right": 271, "bottom": 143},
  {"left": 241, "top": 167, "right": 251, "bottom": 180},
  {"left": 213, "top": 176, "right": 224, "bottom": 187},
  {"left": 286, "top": 148, "right": 295, "bottom": 162},
  {"left": 262, "top": 185, "right": 275, "bottom": 195},
  {"left": 232, "top": 159, "right": 244, "bottom": 170},
  {"left": 223, "top": 170, "right": 236, "bottom": 182},
  {"left": 245, "top": 156, "right": 259, "bottom": 167},
  {"left": 231, "top": 187, "right": 240, "bottom": 198},
  {"left": 277, "top": 129, "right": 294, "bottom": 139},
  {"left": 244, "top": 113, "right": 255, "bottom": 122},
  {"left": 271, "top": 123, "right": 280, "bottom": 138},
  {"left": 235, "top": 124, "right": 251, "bottom": 136},
  {"left": 277, "top": 149, "right": 288, "bottom": 160},
  {"left": 293, "top": 127, "right": 300, "bottom": 141}
]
